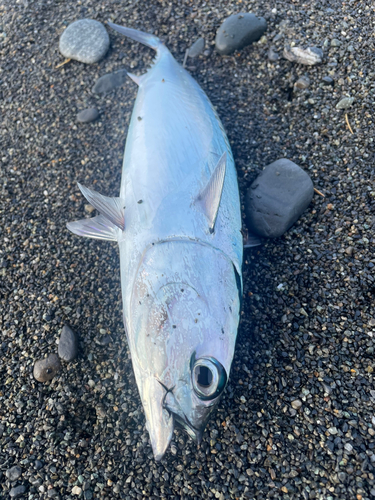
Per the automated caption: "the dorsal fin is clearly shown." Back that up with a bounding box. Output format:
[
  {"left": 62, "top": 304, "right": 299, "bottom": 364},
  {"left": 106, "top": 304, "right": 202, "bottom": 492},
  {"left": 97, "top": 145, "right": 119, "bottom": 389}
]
[
  {"left": 77, "top": 183, "right": 125, "bottom": 230},
  {"left": 67, "top": 215, "right": 118, "bottom": 241},
  {"left": 195, "top": 152, "right": 226, "bottom": 233}
]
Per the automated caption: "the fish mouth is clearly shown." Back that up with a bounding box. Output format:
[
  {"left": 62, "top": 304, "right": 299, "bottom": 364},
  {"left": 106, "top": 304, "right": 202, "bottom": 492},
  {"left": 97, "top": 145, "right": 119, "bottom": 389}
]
[{"left": 163, "top": 390, "right": 203, "bottom": 444}]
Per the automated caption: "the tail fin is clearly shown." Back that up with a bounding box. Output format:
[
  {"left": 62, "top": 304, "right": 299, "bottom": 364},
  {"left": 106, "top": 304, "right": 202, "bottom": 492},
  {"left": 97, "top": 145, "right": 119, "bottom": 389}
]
[{"left": 108, "top": 22, "right": 164, "bottom": 53}]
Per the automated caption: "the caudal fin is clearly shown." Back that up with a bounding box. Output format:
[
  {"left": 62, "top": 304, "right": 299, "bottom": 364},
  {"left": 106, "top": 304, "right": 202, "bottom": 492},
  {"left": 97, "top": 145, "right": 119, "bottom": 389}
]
[{"left": 108, "top": 23, "right": 162, "bottom": 51}]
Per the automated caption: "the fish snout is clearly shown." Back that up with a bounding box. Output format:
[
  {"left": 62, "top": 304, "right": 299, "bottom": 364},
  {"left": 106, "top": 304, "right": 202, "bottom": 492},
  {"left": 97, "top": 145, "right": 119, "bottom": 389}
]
[{"left": 142, "top": 377, "right": 174, "bottom": 461}]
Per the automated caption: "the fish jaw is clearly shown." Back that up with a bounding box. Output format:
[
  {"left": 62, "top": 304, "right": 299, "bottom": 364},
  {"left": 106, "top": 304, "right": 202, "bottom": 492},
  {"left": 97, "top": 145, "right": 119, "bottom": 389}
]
[{"left": 142, "top": 377, "right": 174, "bottom": 461}]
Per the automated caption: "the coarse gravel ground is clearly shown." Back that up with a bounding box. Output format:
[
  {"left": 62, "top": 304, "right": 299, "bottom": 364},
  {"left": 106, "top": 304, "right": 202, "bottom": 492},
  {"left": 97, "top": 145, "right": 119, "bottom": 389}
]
[{"left": 1, "top": 0, "right": 375, "bottom": 499}]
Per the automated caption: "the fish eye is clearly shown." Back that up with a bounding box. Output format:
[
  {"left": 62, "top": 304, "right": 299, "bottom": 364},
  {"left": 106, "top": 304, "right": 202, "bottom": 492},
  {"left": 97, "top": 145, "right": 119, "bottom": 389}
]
[{"left": 191, "top": 357, "right": 227, "bottom": 400}]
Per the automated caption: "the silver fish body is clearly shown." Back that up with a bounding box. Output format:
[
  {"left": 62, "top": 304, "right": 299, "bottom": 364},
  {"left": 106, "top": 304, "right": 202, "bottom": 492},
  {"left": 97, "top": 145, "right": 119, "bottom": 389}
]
[{"left": 68, "top": 24, "right": 249, "bottom": 460}]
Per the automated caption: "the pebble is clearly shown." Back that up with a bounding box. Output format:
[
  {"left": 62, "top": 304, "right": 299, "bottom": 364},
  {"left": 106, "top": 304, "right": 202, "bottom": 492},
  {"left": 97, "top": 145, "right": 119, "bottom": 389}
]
[
  {"left": 245, "top": 159, "right": 314, "bottom": 238},
  {"left": 188, "top": 37, "right": 205, "bottom": 58},
  {"left": 0, "top": 424, "right": 4, "bottom": 437},
  {"left": 215, "top": 13, "right": 267, "bottom": 55},
  {"left": 92, "top": 69, "right": 128, "bottom": 94},
  {"left": 322, "top": 75, "right": 334, "bottom": 85},
  {"left": 72, "top": 486, "right": 82, "bottom": 495},
  {"left": 291, "top": 399, "right": 302, "bottom": 410},
  {"left": 58, "top": 325, "right": 78, "bottom": 362},
  {"left": 48, "top": 489, "right": 58, "bottom": 497},
  {"left": 336, "top": 97, "right": 354, "bottom": 109},
  {"left": 33, "top": 354, "right": 61, "bottom": 382},
  {"left": 6, "top": 466, "right": 22, "bottom": 481},
  {"left": 345, "top": 246, "right": 354, "bottom": 256},
  {"left": 59, "top": 19, "right": 110, "bottom": 64},
  {"left": 283, "top": 45, "right": 323, "bottom": 65},
  {"left": 294, "top": 75, "right": 310, "bottom": 89},
  {"left": 77, "top": 108, "right": 99, "bottom": 123},
  {"left": 267, "top": 46, "right": 279, "bottom": 61},
  {"left": 330, "top": 38, "right": 342, "bottom": 47},
  {"left": 10, "top": 486, "right": 26, "bottom": 498}
]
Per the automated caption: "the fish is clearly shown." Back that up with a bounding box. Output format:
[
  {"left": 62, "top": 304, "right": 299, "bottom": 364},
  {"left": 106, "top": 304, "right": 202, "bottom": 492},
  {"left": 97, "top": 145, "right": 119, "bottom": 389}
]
[{"left": 67, "top": 23, "right": 260, "bottom": 461}]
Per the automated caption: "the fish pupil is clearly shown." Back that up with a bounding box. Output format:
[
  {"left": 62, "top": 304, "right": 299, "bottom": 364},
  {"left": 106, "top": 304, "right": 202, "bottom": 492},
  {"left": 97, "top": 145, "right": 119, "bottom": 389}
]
[{"left": 196, "top": 366, "right": 213, "bottom": 387}]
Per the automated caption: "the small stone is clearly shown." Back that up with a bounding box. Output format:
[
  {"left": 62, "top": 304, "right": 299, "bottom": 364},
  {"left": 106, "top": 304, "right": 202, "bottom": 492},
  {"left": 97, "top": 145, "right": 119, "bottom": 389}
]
[
  {"left": 294, "top": 76, "right": 310, "bottom": 90},
  {"left": 84, "top": 491, "right": 93, "bottom": 500},
  {"left": 291, "top": 399, "right": 302, "bottom": 410},
  {"left": 34, "top": 460, "right": 43, "bottom": 470},
  {"left": 330, "top": 39, "right": 342, "bottom": 47},
  {"left": 336, "top": 97, "right": 354, "bottom": 109},
  {"left": 58, "top": 325, "right": 78, "bottom": 362},
  {"left": 48, "top": 489, "right": 58, "bottom": 497},
  {"left": 338, "top": 472, "right": 346, "bottom": 482},
  {"left": 77, "top": 108, "right": 99, "bottom": 123},
  {"left": 6, "top": 466, "right": 22, "bottom": 481},
  {"left": 245, "top": 159, "right": 314, "bottom": 238},
  {"left": 215, "top": 13, "right": 267, "bottom": 55},
  {"left": 283, "top": 45, "right": 323, "bottom": 65},
  {"left": 322, "top": 76, "right": 334, "bottom": 85},
  {"left": 92, "top": 70, "right": 128, "bottom": 94},
  {"left": 33, "top": 354, "right": 61, "bottom": 382},
  {"left": 268, "top": 46, "right": 279, "bottom": 62},
  {"left": 10, "top": 486, "right": 26, "bottom": 498},
  {"left": 344, "top": 443, "right": 353, "bottom": 453},
  {"left": 0, "top": 424, "right": 4, "bottom": 437},
  {"left": 369, "top": 318, "right": 375, "bottom": 327},
  {"left": 188, "top": 37, "right": 205, "bottom": 58},
  {"left": 328, "top": 426, "right": 338, "bottom": 435},
  {"left": 72, "top": 486, "right": 82, "bottom": 495},
  {"left": 84, "top": 204, "right": 95, "bottom": 214},
  {"left": 345, "top": 246, "right": 354, "bottom": 256},
  {"left": 59, "top": 19, "right": 109, "bottom": 64}
]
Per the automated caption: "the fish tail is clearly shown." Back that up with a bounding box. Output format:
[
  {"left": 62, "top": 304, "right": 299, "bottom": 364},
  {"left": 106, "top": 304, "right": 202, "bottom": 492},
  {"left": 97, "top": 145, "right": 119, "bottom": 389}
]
[{"left": 108, "top": 22, "right": 164, "bottom": 54}]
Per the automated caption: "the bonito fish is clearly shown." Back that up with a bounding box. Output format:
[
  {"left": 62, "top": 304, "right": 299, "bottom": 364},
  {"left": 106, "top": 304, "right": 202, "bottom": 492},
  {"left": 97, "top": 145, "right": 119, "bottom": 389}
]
[{"left": 67, "top": 23, "right": 258, "bottom": 460}]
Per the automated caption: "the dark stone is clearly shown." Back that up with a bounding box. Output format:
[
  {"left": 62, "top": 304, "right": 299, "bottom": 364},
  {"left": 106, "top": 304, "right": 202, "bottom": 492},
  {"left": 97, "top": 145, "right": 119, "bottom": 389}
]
[
  {"left": 92, "top": 70, "right": 128, "bottom": 94},
  {"left": 58, "top": 325, "right": 78, "bottom": 362},
  {"left": 59, "top": 19, "right": 109, "bottom": 64},
  {"left": 33, "top": 354, "right": 61, "bottom": 382},
  {"left": 6, "top": 466, "right": 22, "bottom": 482},
  {"left": 84, "top": 490, "right": 93, "bottom": 500},
  {"left": 215, "top": 13, "right": 267, "bottom": 55},
  {"left": 268, "top": 46, "right": 279, "bottom": 61},
  {"left": 244, "top": 159, "right": 314, "bottom": 238},
  {"left": 188, "top": 37, "right": 205, "bottom": 58},
  {"left": 48, "top": 489, "right": 58, "bottom": 497},
  {"left": 34, "top": 460, "right": 43, "bottom": 470},
  {"left": 77, "top": 108, "right": 99, "bottom": 123},
  {"left": 10, "top": 485, "right": 26, "bottom": 498},
  {"left": 322, "top": 76, "right": 334, "bottom": 85}
]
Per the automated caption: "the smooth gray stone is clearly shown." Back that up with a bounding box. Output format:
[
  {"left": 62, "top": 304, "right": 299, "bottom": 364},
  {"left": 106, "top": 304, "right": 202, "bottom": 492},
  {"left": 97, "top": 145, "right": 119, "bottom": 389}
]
[
  {"left": 92, "top": 69, "right": 128, "bottom": 94},
  {"left": 59, "top": 19, "right": 109, "bottom": 64},
  {"left": 6, "top": 466, "right": 22, "bottom": 482},
  {"left": 33, "top": 354, "right": 61, "bottom": 382},
  {"left": 294, "top": 75, "right": 310, "bottom": 89},
  {"left": 77, "top": 108, "right": 99, "bottom": 123},
  {"left": 215, "top": 13, "right": 267, "bottom": 55},
  {"left": 245, "top": 159, "right": 314, "bottom": 238},
  {"left": 10, "top": 486, "right": 26, "bottom": 498},
  {"left": 58, "top": 325, "right": 78, "bottom": 362},
  {"left": 336, "top": 97, "right": 354, "bottom": 109},
  {"left": 188, "top": 37, "right": 205, "bottom": 58}
]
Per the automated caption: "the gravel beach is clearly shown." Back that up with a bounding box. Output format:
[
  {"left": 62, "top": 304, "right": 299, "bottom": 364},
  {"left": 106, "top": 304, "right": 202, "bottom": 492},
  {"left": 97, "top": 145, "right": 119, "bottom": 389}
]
[{"left": 1, "top": 1, "right": 375, "bottom": 499}]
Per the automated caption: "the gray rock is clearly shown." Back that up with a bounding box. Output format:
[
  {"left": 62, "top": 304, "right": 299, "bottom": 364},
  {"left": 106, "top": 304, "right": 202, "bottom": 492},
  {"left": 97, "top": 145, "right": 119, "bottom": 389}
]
[
  {"left": 294, "top": 75, "right": 310, "bottom": 90},
  {"left": 34, "top": 460, "right": 43, "bottom": 470},
  {"left": 0, "top": 423, "right": 4, "bottom": 437},
  {"left": 267, "top": 46, "right": 279, "bottom": 62},
  {"left": 10, "top": 485, "right": 26, "bottom": 498},
  {"left": 215, "top": 13, "right": 267, "bottom": 55},
  {"left": 283, "top": 45, "right": 323, "bottom": 65},
  {"left": 92, "top": 69, "right": 128, "bottom": 94},
  {"left": 336, "top": 97, "right": 354, "bottom": 109},
  {"left": 33, "top": 354, "right": 61, "bottom": 382},
  {"left": 322, "top": 76, "right": 334, "bottom": 85},
  {"left": 48, "top": 489, "right": 59, "bottom": 497},
  {"left": 59, "top": 19, "right": 109, "bottom": 64},
  {"left": 291, "top": 399, "right": 303, "bottom": 410},
  {"left": 330, "top": 38, "right": 341, "bottom": 47},
  {"left": 77, "top": 108, "right": 99, "bottom": 123},
  {"left": 58, "top": 325, "right": 78, "bottom": 362},
  {"left": 188, "top": 37, "right": 205, "bottom": 58},
  {"left": 6, "top": 466, "right": 22, "bottom": 482},
  {"left": 245, "top": 159, "right": 314, "bottom": 238}
]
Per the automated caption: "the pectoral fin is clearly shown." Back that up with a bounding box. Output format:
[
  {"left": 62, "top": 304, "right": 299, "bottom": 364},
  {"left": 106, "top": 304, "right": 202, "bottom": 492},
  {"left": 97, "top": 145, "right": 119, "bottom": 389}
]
[
  {"left": 77, "top": 183, "right": 125, "bottom": 230},
  {"left": 67, "top": 215, "right": 118, "bottom": 241},
  {"left": 195, "top": 152, "right": 226, "bottom": 233}
]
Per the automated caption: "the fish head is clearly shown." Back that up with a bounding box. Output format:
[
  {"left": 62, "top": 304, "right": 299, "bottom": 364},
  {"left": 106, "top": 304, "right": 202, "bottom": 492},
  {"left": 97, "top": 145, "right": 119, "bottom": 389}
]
[{"left": 130, "top": 253, "right": 240, "bottom": 460}]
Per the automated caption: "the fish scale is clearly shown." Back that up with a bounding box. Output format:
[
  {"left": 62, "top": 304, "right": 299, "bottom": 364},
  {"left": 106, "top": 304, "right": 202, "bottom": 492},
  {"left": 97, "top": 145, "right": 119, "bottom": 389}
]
[{"left": 67, "top": 23, "right": 260, "bottom": 461}]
